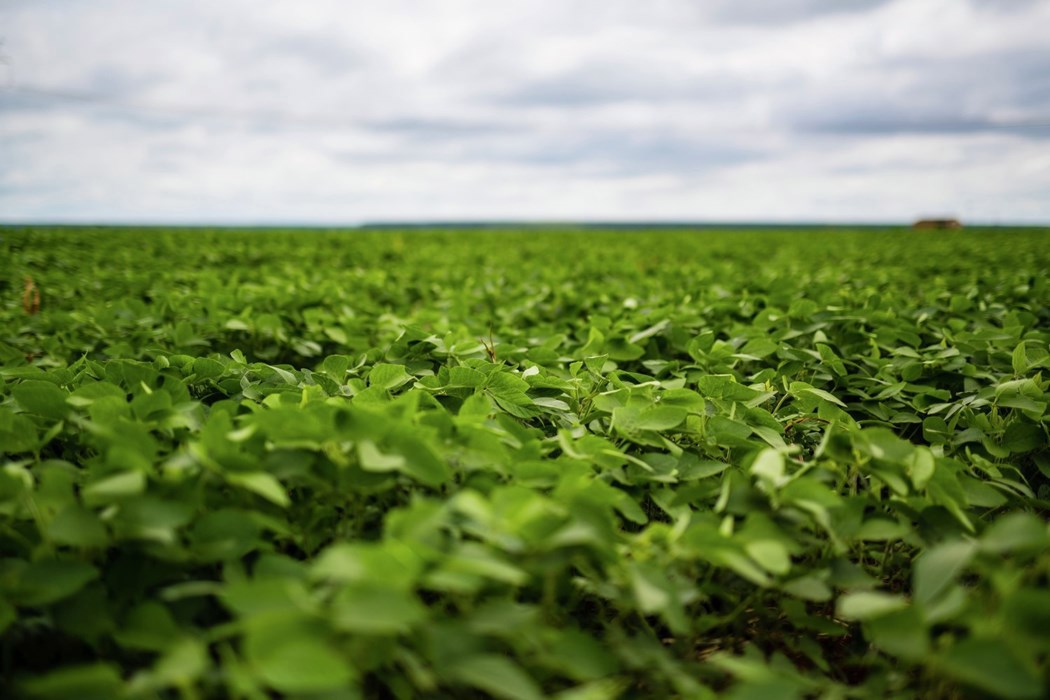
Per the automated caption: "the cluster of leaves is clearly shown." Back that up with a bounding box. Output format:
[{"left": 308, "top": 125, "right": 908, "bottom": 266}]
[{"left": 0, "top": 225, "right": 1048, "bottom": 699}]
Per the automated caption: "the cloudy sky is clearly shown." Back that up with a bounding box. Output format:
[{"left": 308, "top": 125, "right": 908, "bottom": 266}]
[{"left": 2, "top": 0, "right": 1049, "bottom": 224}]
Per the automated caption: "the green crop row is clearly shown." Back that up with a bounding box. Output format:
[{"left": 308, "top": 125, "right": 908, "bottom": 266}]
[{"left": 0, "top": 226, "right": 1048, "bottom": 698}]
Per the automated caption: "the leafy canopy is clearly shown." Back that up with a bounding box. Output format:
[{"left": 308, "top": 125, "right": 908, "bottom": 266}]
[{"left": 1, "top": 225, "right": 1048, "bottom": 698}]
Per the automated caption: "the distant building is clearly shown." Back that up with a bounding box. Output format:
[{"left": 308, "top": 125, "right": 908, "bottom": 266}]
[{"left": 913, "top": 218, "right": 962, "bottom": 229}]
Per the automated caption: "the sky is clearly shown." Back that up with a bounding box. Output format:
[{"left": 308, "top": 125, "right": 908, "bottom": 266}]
[{"left": 1, "top": 0, "right": 1049, "bottom": 225}]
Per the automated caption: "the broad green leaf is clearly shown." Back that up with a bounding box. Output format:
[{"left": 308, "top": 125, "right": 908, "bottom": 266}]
[
  {"left": 865, "top": 607, "right": 928, "bottom": 660},
  {"left": 1011, "top": 341, "right": 1028, "bottom": 375},
  {"left": 706, "top": 416, "right": 753, "bottom": 447},
  {"left": 906, "top": 448, "right": 935, "bottom": 490},
  {"left": 45, "top": 505, "right": 108, "bottom": 548},
  {"left": 113, "top": 601, "right": 182, "bottom": 651},
  {"left": 311, "top": 541, "right": 422, "bottom": 589},
  {"left": 191, "top": 357, "right": 225, "bottom": 379},
  {"left": 13, "top": 560, "right": 99, "bottom": 607},
  {"left": 979, "top": 512, "right": 1047, "bottom": 554},
  {"left": 697, "top": 375, "right": 761, "bottom": 401},
  {"left": 20, "top": 663, "right": 123, "bottom": 700},
  {"left": 221, "top": 578, "right": 309, "bottom": 617},
  {"left": 368, "top": 363, "right": 414, "bottom": 391},
  {"left": 82, "top": 471, "right": 147, "bottom": 505},
  {"left": 782, "top": 575, "right": 832, "bottom": 602},
  {"left": 836, "top": 591, "right": 908, "bottom": 621},
  {"left": 855, "top": 518, "right": 908, "bottom": 542},
  {"left": 448, "top": 654, "right": 544, "bottom": 700},
  {"left": 191, "top": 508, "right": 261, "bottom": 561},
  {"left": 750, "top": 449, "right": 786, "bottom": 488},
  {"left": 635, "top": 405, "right": 687, "bottom": 431},
  {"left": 745, "top": 540, "right": 791, "bottom": 575},
  {"left": 552, "top": 679, "right": 629, "bottom": 700},
  {"left": 226, "top": 472, "right": 290, "bottom": 508},
  {"left": 940, "top": 639, "right": 1042, "bottom": 699},
  {"left": 913, "top": 540, "right": 975, "bottom": 607},
  {"left": 1003, "top": 588, "right": 1050, "bottom": 639},
  {"left": 152, "top": 637, "right": 208, "bottom": 686},
  {"left": 544, "top": 629, "right": 618, "bottom": 682},
  {"left": 12, "top": 380, "right": 70, "bottom": 419},
  {"left": 330, "top": 584, "right": 427, "bottom": 634},
  {"left": 0, "top": 412, "right": 39, "bottom": 453},
  {"left": 791, "top": 383, "right": 847, "bottom": 407},
  {"left": 357, "top": 439, "right": 405, "bottom": 471},
  {"left": 448, "top": 366, "right": 487, "bottom": 387},
  {"left": 249, "top": 634, "right": 354, "bottom": 693}
]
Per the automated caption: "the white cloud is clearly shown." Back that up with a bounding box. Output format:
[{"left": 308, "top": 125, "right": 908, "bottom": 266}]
[{"left": 1, "top": 0, "right": 1048, "bottom": 223}]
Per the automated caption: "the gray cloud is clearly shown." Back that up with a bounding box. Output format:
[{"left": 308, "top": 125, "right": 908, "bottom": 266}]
[
  {"left": 493, "top": 64, "right": 742, "bottom": 109},
  {"left": 786, "top": 47, "right": 1050, "bottom": 139},
  {"left": 801, "top": 116, "right": 1050, "bottom": 138},
  {"left": 1, "top": 0, "right": 1049, "bottom": 223},
  {"left": 704, "top": 0, "right": 894, "bottom": 25}
]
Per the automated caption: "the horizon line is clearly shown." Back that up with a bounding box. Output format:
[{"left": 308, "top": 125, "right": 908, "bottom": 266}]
[{"left": 2, "top": 218, "right": 1049, "bottom": 230}]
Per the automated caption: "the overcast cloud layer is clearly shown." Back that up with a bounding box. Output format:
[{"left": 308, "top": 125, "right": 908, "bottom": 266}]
[{"left": 2, "top": 0, "right": 1049, "bottom": 224}]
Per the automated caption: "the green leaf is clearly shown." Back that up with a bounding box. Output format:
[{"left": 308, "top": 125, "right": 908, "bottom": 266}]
[
  {"left": 544, "top": 629, "right": 618, "bottom": 682},
  {"left": 191, "top": 357, "right": 225, "bottom": 379},
  {"left": 82, "top": 471, "right": 146, "bottom": 505},
  {"left": 368, "top": 363, "right": 414, "bottom": 391},
  {"left": 635, "top": 405, "right": 687, "bottom": 431},
  {"left": 383, "top": 426, "right": 450, "bottom": 486},
  {"left": 152, "top": 637, "right": 208, "bottom": 686},
  {"left": 1003, "top": 422, "right": 1042, "bottom": 453},
  {"left": 13, "top": 559, "right": 99, "bottom": 607},
  {"left": 110, "top": 497, "right": 193, "bottom": 543},
  {"left": 113, "top": 601, "right": 183, "bottom": 651},
  {"left": 782, "top": 575, "right": 832, "bottom": 602},
  {"left": 45, "top": 505, "right": 108, "bottom": 548},
  {"left": 855, "top": 518, "right": 908, "bottom": 542},
  {"left": 582, "top": 354, "right": 608, "bottom": 376},
  {"left": 226, "top": 472, "right": 290, "bottom": 508},
  {"left": 745, "top": 540, "right": 791, "bottom": 575},
  {"left": 1011, "top": 341, "right": 1028, "bottom": 375},
  {"left": 191, "top": 509, "right": 262, "bottom": 562},
  {"left": 698, "top": 375, "right": 761, "bottom": 401},
  {"left": 448, "top": 654, "right": 544, "bottom": 700},
  {"left": 980, "top": 512, "right": 1048, "bottom": 554},
  {"left": 21, "top": 663, "right": 123, "bottom": 700},
  {"left": 249, "top": 634, "right": 354, "bottom": 693},
  {"left": 940, "top": 639, "right": 1043, "bottom": 699},
  {"left": 1003, "top": 588, "right": 1050, "bottom": 639},
  {"left": 12, "top": 380, "right": 70, "bottom": 419},
  {"left": 0, "top": 412, "right": 39, "bottom": 453},
  {"left": 906, "top": 448, "right": 935, "bottom": 490},
  {"left": 448, "top": 366, "right": 487, "bottom": 387},
  {"left": 706, "top": 416, "right": 753, "bottom": 447},
  {"left": 221, "top": 578, "right": 308, "bottom": 618},
  {"left": 357, "top": 439, "right": 406, "bottom": 472},
  {"left": 330, "top": 583, "right": 427, "bottom": 634},
  {"left": 913, "top": 540, "right": 975, "bottom": 607},
  {"left": 836, "top": 591, "right": 908, "bottom": 621},
  {"left": 552, "top": 679, "right": 630, "bottom": 700},
  {"left": 427, "top": 544, "right": 529, "bottom": 590},
  {"left": 628, "top": 319, "right": 669, "bottom": 344},
  {"left": 750, "top": 449, "right": 786, "bottom": 489},
  {"left": 311, "top": 541, "right": 422, "bottom": 589},
  {"left": 865, "top": 607, "right": 928, "bottom": 661},
  {"left": 613, "top": 405, "right": 687, "bottom": 433},
  {"left": 630, "top": 563, "right": 671, "bottom": 612},
  {"left": 322, "top": 354, "right": 351, "bottom": 378},
  {"left": 791, "top": 383, "right": 847, "bottom": 407},
  {"left": 741, "top": 337, "right": 779, "bottom": 359}
]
